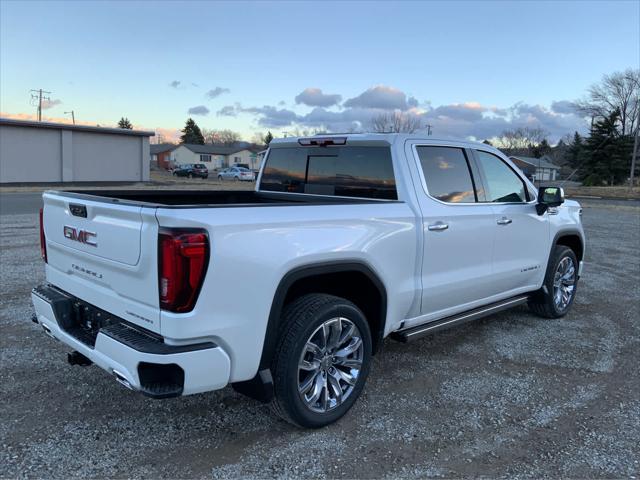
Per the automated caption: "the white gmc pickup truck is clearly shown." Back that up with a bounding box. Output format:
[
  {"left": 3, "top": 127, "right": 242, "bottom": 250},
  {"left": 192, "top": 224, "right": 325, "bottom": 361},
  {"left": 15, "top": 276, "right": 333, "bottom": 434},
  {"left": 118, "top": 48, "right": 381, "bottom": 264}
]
[{"left": 32, "top": 134, "right": 585, "bottom": 427}]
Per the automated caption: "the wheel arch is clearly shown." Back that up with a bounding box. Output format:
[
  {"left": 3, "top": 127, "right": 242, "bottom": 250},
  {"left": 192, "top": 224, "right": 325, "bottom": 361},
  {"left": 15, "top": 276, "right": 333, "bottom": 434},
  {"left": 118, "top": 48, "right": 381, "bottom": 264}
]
[
  {"left": 553, "top": 230, "right": 584, "bottom": 263},
  {"left": 258, "top": 261, "right": 388, "bottom": 371}
]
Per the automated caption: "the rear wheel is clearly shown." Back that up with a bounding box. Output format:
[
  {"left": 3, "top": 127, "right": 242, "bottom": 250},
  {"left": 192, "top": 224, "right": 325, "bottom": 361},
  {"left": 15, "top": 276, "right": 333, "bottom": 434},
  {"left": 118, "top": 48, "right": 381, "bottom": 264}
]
[
  {"left": 234, "top": 176, "right": 239, "bottom": 182},
  {"left": 218, "top": 175, "right": 223, "bottom": 181},
  {"left": 271, "top": 294, "right": 372, "bottom": 428},
  {"left": 528, "top": 245, "right": 578, "bottom": 318}
]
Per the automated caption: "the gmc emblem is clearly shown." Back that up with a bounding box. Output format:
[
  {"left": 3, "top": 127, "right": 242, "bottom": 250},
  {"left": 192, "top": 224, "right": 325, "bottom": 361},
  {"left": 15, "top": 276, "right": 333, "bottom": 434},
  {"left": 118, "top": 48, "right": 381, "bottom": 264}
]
[{"left": 63, "top": 226, "right": 97, "bottom": 247}]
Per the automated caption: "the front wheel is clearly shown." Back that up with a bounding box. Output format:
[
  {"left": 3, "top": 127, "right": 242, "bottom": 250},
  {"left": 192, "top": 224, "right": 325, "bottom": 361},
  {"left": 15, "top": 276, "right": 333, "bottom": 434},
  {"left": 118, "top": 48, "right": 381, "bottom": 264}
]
[
  {"left": 271, "top": 294, "right": 372, "bottom": 428},
  {"left": 528, "top": 245, "right": 578, "bottom": 318}
]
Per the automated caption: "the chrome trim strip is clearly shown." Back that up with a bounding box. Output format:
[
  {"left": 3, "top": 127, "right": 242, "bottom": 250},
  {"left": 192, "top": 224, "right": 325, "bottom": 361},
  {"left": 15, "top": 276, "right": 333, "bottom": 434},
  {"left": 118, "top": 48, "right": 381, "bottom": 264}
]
[{"left": 396, "top": 295, "right": 529, "bottom": 341}]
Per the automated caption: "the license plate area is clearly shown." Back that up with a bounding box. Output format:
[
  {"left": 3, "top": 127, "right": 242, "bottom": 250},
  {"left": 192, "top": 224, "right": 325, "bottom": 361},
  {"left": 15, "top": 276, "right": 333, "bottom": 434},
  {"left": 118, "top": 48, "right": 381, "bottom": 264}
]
[{"left": 33, "top": 284, "right": 116, "bottom": 348}]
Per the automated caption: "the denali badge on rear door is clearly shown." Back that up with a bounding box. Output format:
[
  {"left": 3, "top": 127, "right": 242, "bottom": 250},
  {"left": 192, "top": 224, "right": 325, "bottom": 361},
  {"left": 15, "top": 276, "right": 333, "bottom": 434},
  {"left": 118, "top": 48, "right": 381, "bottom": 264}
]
[{"left": 63, "top": 226, "right": 97, "bottom": 246}]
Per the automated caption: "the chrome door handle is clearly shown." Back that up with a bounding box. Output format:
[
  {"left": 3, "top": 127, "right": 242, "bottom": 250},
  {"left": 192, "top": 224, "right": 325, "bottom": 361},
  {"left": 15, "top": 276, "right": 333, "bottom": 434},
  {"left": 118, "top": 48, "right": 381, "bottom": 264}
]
[
  {"left": 497, "top": 217, "right": 512, "bottom": 225},
  {"left": 428, "top": 222, "right": 449, "bottom": 231}
]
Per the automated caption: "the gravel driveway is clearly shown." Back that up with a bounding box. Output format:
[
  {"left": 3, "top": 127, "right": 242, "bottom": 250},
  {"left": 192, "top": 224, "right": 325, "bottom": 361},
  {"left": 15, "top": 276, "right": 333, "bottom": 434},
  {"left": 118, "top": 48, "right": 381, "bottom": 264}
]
[{"left": 1, "top": 199, "right": 638, "bottom": 479}]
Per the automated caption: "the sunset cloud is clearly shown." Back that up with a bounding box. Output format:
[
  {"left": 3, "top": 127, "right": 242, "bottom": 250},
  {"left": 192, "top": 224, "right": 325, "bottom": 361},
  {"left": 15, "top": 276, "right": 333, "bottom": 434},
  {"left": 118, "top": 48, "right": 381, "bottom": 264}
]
[{"left": 295, "top": 88, "right": 342, "bottom": 107}]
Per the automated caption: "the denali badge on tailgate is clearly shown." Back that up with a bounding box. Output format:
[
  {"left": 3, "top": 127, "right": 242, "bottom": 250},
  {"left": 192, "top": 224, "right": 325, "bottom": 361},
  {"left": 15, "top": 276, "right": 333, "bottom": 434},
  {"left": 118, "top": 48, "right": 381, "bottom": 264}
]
[{"left": 63, "top": 226, "right": 97, "bottom": 246}]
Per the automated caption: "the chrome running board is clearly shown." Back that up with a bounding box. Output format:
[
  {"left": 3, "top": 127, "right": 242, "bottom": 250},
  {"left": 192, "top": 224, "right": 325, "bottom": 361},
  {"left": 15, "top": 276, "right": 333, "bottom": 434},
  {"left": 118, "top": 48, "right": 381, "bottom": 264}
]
[{"left": 390, "top": 295, "right": 529, "bottom": 343}]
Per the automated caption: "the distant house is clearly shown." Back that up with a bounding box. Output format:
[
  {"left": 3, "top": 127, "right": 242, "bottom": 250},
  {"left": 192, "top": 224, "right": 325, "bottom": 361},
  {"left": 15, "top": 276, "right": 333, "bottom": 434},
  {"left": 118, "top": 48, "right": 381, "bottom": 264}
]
[
  {"left": 510, "top": 155, "right": 560, "bottom": 182},
  {"left": 163, "top": 143, "right": 263, "bottom": 171},
  {"left": 150, "top": 143, "right": 177, "bottom": 170}
]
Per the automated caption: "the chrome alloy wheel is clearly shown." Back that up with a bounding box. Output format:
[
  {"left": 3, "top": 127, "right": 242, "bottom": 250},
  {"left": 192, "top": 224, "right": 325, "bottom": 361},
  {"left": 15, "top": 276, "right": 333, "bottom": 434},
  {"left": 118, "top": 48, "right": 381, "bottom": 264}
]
[
  {"left": 553, "top": 256, "right": 576, "bottom": 310},
  {"left": 297, "top": 317, "right": 364, "bottom": 413}
]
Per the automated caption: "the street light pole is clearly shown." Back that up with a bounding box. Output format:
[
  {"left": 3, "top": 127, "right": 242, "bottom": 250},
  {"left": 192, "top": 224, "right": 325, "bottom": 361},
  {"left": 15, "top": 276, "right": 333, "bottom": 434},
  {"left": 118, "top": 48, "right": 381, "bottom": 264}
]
[
  {"left": 630, "top": 128, "right": 639, "bottom": 189},
  {"left": 64, "top": 110, "right": 75, "bottom": 125}
]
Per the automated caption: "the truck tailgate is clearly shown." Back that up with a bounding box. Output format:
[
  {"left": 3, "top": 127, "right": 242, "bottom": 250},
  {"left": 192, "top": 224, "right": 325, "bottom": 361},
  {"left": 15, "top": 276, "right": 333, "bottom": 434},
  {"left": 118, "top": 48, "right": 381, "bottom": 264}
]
[{"left": 42, "top": 192, "right": 161, "bottom": 333}]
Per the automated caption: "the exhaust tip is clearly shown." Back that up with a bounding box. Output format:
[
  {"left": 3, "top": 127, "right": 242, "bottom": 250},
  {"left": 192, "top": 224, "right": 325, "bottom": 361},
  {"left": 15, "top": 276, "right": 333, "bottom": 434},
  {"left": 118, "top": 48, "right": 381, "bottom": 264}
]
[{"left": 112, "top": 370, "right": 133, "bottom": 390}]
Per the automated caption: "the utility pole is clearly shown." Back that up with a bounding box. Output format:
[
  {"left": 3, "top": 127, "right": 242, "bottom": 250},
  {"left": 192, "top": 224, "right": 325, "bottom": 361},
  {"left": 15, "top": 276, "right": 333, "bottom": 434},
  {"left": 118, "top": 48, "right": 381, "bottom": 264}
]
[
  {"left": 64, "top": 110, "right": 75, "bottom": 125},
  {"left": 425, "top": 124, "right": 432, "bottom": 136},
  {"left": 30, "top": 89, "right": 51, "bottom": 121},
  {"left": 630, "top": 128, "right": 639, "bottom": 190}
]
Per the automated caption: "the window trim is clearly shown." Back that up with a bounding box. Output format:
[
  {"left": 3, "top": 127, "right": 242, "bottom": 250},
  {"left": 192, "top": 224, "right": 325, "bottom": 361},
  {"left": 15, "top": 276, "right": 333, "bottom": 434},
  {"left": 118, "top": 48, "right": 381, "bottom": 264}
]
[
  {"left": 470, "top": 148, "right": 535, "bottom": 204},
  {"left": 411, "top": 144, "right": 481, "bottom": 205},
  {"left": 411, "top": 143, "right": 537, "bottom": 206}
]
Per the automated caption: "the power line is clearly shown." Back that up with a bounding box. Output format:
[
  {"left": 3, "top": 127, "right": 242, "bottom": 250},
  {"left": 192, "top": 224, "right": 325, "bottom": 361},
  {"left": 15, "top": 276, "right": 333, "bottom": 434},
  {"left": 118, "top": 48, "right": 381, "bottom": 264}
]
[{"left": 30, "top": 88, "right": 51, "bottom": 121}]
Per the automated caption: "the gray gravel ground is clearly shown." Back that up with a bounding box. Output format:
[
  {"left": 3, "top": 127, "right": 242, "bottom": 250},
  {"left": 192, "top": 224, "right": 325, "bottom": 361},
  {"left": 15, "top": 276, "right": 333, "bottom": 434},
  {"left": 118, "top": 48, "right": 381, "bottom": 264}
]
[{"left": 1, "top": 199, "right": 639, "bottom": 479}]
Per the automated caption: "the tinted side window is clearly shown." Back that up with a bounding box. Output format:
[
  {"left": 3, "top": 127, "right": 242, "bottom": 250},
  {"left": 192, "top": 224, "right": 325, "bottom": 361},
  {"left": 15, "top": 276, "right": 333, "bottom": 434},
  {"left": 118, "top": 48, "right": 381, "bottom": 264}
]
[
  {"left": 416, "top": 146, "right": 476, "bottom": 203},
  {"left": 475, "top": 150, "right": 527, "bottom": 203},
  {"left": 260, "top": 147, "right": 397, "bottom": 199}
]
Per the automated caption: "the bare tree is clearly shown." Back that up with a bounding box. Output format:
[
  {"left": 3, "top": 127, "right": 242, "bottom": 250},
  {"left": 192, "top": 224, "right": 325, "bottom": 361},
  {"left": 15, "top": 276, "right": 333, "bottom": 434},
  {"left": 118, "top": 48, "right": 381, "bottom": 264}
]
[
  {"left": 574, "top": 69, "right": 640, "bottom": 136},
  {"left": 496, "top": 126, "right": 549, "bottom": 154},
  {"left": 202, "top": 129, "right": 242, "bottom": 145},
  {"left": 370, "top": 111, "right": 423, "bottom": 133}
]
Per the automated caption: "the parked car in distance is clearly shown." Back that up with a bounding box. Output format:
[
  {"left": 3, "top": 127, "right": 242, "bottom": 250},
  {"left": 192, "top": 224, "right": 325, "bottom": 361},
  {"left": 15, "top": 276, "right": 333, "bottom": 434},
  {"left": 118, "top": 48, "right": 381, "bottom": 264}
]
[
  {"left": 32, "top": 133, "right": 585, "bottom": 429},
  {"left": 172, "top": 164, "right": 209, "bottom": 179},
  {"left": 218, "top": 166, "right": 255, "bottom": 182}
]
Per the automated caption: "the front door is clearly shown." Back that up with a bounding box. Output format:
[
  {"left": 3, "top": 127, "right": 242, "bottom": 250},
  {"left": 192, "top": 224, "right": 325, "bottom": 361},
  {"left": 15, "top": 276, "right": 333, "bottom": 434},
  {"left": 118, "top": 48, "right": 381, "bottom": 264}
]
[{"left": 472, "top": 149, "right": 550, "bottom": 295}]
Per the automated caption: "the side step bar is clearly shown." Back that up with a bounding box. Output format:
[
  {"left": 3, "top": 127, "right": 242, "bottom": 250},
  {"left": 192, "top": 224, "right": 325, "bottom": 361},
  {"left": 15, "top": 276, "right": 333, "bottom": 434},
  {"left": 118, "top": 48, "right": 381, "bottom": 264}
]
[{"left": 390, "top": 295, "right": 529, "bottom": 343}]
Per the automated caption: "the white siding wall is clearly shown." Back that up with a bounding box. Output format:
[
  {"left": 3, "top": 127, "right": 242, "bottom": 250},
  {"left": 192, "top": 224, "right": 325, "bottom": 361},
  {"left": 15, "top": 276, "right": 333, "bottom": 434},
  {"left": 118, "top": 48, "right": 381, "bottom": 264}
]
[
  {"left": 0, "top": 123, "right": 151, "bottom": 183},
  {"left": 170, "top": 147, "right": 225, "bottom": 171},
  {"left": 229, "top": 150, "right": 259, "bottom": 169}
]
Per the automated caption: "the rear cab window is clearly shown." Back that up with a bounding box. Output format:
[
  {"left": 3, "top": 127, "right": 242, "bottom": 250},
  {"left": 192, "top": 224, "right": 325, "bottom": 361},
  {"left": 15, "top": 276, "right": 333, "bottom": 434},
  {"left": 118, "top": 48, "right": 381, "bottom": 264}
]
[
  {"left": 260, "top": 146, "right": 397, "bottom": 200},
  {"left": 415, "top": 146, "right": 479, "bottom": 203}
]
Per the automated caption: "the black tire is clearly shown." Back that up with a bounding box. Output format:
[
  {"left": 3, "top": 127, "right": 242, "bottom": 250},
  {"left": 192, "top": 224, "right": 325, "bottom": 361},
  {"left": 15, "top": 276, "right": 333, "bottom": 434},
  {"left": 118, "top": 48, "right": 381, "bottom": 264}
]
[
  {"left": 528, "top": 245, "right": 579, "bottom": 318},
  {"left": 271, "top": 294, "right": 372, "bottom": 428},
  {"left": 172, "top": 172, "right": 177, "bottom": 176},
  {"left": 234, "top": 176, "right": 239, "bottom": 182},
  {"left": 218, "top": 175, "right": 223, "bottom": 181}
]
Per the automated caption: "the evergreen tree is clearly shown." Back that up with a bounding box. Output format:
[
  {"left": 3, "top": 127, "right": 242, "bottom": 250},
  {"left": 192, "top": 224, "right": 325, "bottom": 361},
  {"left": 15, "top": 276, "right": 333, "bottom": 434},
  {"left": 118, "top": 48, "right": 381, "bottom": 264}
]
[
  {"left": 532, "top": 138, "right": 552, "bottom": 158},
  {"left": 581, "top": 110, "right": 631, "bottom": 185},
  {"left": 180, "top": 118, "right": 205, "bottom": 145},
  {"left": 566, "top": 132, "right": 584, "bottom": 169},
  {"left": 264, "top": 131, "right": 274, "bottom": 145},
  {"left": 118, "top": 117, "right": 133, "bottom": 129},
  {"left": 482, "top": 139, "right": 493, "bottom": 146}
]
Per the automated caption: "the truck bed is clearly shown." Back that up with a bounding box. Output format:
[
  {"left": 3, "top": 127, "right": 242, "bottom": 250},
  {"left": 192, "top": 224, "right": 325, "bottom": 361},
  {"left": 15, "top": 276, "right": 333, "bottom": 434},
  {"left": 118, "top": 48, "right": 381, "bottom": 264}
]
[{"left": 50, "top": 189, "right": 391, "bottom": 208}]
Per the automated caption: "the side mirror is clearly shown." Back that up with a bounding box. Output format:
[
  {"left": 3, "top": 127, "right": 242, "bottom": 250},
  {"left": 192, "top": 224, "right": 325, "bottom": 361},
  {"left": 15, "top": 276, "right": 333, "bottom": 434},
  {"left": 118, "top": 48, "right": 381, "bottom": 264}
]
[{"left": 536, "top": 186, "right": 565, "bottom": 215}]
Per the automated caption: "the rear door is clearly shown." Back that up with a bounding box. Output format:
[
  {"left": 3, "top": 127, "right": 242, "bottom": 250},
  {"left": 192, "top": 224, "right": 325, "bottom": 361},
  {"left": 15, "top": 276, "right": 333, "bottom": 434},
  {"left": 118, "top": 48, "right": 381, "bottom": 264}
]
[
  {"left": 411, "top": 145, "right": 497, "bottom": 320},
  {"left": 471, "top": 149, "right": 549, "bottom": 294},
  {"left": 42, "top": 192, "right": 161, "bottom": 333}
]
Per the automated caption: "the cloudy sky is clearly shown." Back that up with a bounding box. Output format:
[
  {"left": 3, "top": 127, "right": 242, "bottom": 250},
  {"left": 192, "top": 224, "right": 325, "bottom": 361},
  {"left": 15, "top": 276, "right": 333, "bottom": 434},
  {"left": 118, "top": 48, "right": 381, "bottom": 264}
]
[{"left": 0, "top": 0, "right": 638, "bottom": 143}]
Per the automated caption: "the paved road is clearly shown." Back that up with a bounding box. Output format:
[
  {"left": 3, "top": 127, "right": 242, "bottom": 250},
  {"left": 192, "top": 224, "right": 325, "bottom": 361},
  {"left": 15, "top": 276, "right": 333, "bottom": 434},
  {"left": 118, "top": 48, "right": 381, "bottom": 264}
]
[{"left": 0, "top": 192, "right": 43, "bottom": 216}]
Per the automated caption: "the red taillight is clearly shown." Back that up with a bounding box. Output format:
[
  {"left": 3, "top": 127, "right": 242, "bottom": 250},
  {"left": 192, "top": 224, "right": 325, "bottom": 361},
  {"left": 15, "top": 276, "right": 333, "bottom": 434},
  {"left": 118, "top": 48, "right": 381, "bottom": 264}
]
[
  {"left": 39, "top": 207, "right": 47, "bottom": 263},
  {"left": 158, "top": 229, "right": 209, "bottom": 313}
]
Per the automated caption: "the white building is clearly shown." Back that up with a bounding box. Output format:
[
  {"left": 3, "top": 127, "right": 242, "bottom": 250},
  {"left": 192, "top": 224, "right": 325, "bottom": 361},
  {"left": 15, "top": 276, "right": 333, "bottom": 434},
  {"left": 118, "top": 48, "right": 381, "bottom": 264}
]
[
  {"left": 0, "top": 118, "right": 153, "bottom": 183},
  {"left": 168, "top": 144, "right": 262, "bottom": 171},
  {"left": 510, "top": 155, "right": 561, "bottom": 182}
]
